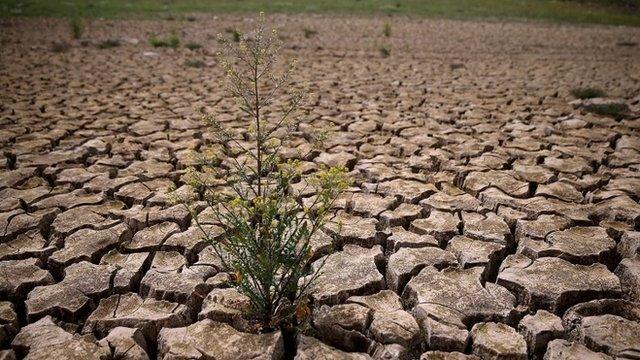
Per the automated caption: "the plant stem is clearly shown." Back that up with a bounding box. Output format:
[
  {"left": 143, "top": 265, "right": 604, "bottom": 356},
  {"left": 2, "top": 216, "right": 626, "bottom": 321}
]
[{"left": 254, "top": 55, "right": 262, "bottom": 198}]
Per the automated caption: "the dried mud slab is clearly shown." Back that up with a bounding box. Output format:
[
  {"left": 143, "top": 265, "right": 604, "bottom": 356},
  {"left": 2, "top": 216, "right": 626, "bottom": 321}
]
[{"left": 1, "top": 12, "right": 640, "bottom": 359}]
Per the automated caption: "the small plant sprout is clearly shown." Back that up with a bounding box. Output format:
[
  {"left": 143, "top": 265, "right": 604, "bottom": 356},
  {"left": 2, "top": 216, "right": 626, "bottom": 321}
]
[
  {"left": 570, "top": 87, "right": 606, "bottom": 99},
  {"left": 303, "top": 27, "right": 317, "bottom": 38},
  {"left": 225, "top": 27, "right": 242, "bottom": 42},
  {"left": 383, "top": 22, "right": 391, "bottom": 37},
  {"left": 69, "top": 17, "right": 83, "bottom": 39},
  {"left": 579, "top": 100, "right": 630, "bottom": 120},
  {"left": 150, "top": 33, "right": 180, "bottom": 48},
  {"left": 172, "top": 13, "right": 349, "bottom": 332},
  {"left": 380, "top": 45, "right": 391, "bottom": 57},
  {"left": 185, "top": 42, "right": 202, "bottom": 50}
]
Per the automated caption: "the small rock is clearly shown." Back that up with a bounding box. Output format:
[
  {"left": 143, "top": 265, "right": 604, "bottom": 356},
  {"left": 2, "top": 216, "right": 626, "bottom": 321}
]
[
  {"left": 363, "top": 179, "right": 437, "bottom": 203},
  {"left": 83, "top": 293, "right": 190, "bottom": 340},
  {"left": 315, "top": 151, "right": 358, "bottom": 170},
  {"left": 0, "top": 258, "right": 54, "bottom": 300},
  {"left": 515, "top": 215, "right": 571, "bottom": 243},
  {"left": 385, "top": 227, "right": 439, "bottom": 252},
  {"left": 517, "top": 226, "right": 616, "bottom": 266},
  {"left": 410, "top": 210, "right": 460, "bottom": 246},
  {"left": 157, "top": 319, "right": 283, "bottom": 360},
  {"left": 369, "top": 310, "right": 419, "bottom": 348},
  {"left": 536, "top": 182, "right": 583, "bottom": 203},
  {"left": 0, "top": 229, "right": 55, "bottom": 261},
  {"left": 323, "top": 211, "right": 384, "bottom": 248},
  {"left": 305, "top": 245, "right": 384, "bottom": 305},
  {"left": 148, "top": 204, "right": 191, "bottom": 229},
  {"left": 417, "top": 307, "right": 469, "bottom": 352},
  {"left": 544, "top": 339, "right": 612, "bottom": 360},
  {"left": 198, "top": 287, "right": 251, "bottom": 329},
  {"left": 97, "top": 327, "right": 149, "bottom": 360},
  {"left": 347, "top": 290, "right": 402, "bottom": 313},
  {"left": 615, "top": 255, "right": 640, "bottom": 302},
  {"left": 99, "top": 250, "right": 150, "bottom": 291},
  {"left": 124, "top": 221, "right": 181, "bottom": 252},
  {"left": 26, "top": 261, "right": 118, "bottom": 322},
  {"left": 464, "top": 171, "right": 529, "bottom": 198},
  {"left": 470, "top": 322, "right": 527, "bottom": 360},
  {"left": 295, "top": 334, "right": 371, "bottom": 360},
  {"left": 446, "top": 235, "right": 506, "bottom": 280},
  {"left": 313, "top": 303, "right": 372, "bottom": 352},
  {"left": 2, "top": 208, "right": 59, "bottom": 241},
  {"left": 404, "top": 267, "right": 517, "bottom": 325},
  {"left": 576, "top": 314, "right": 640, "bottom": 358},
  {"left": 0, "top": 302, "right": 18, "bottom": 347},
  {"left": 30, "top": 189, "right": 103, "bottom": 211},
  {"left": 617, "top": 230, "right": 640, "bottom": 258},
  {"left": 387, "top": 246, "right": 457, "bottom": 292},
  {"left": 371, "top": 342, "right": 411, "bottom": 359},
  {"left": 48, "top": 223, "right": 131, "bottom": 272},
  {"left": 406, "top": 265, "right": 518, "bottom": 353},
  {"left": 379, "top": 203, "right": 423, "bottom": 228},
  {"left": 518, "top": 310, "right": 564, "bottom": 359},
  {"left": 420, "top": 191, "right": 485, "bottom": 213},
  {"left": 348, "top": 291, "right": 419, "bottom": 348},
  {"left": 594, "top": 195, "right": 640, "bottom": 224},
  {"left": 350, "top": 192, "right": 397, "bottom": 218},
  {"left": 140, "top": 251, "right": 215, "bottom": 308},
  {"left": 420, "top": 351, "right": 480, "bottom": 359},
  {"left": 162, "top": 224, "right": 224, "bottom": 260},
  {"left": 497, "top": 255, "right": 621, "bottom": 314},
  {"left": 12, "top": 316, "right": 109, "bottom": 360},
  {"left": 513, "top": 164, "right": 555, "bottom": 184},
  {"left": 543, "top": 156, "right": 592, "bottom": 176},
  {"left": 49, "top": 206, "right": 119, "bottom": 239}
]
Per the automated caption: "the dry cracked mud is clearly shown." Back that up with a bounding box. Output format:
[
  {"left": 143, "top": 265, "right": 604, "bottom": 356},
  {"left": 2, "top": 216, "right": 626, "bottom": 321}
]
[{"left": 1, "top": 13, "right": 640, "bottom": 360}]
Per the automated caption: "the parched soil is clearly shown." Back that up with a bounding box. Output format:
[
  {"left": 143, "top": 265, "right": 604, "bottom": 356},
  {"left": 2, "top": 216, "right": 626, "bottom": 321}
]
[{"left": 1, "top": 14, "right": 640, "bottom": 360}]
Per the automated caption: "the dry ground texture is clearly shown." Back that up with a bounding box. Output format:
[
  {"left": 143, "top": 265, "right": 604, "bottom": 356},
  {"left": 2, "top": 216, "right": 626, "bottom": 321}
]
[{"left": 1, "top": 13, "right": 640, "bottom": 360}]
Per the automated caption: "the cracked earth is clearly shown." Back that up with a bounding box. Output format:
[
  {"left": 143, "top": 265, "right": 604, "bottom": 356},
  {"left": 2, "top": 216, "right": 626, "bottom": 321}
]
[{"left": 1, "top": 13, "right": 640, "bottom": 360}]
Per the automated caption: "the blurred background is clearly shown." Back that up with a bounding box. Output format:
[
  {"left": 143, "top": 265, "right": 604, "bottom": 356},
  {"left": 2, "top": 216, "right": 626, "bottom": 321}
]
[{"left": 1, "top": 0, "right": 639, "bottom": 26}]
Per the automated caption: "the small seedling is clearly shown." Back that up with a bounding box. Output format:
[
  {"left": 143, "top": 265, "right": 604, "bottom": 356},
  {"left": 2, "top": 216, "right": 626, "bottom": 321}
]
[
  {"left": 51, "top": 41, "right": 71, "bottom": 53},
  {"left": 185, "top": 59, "right": 205, "bottom": 68},
  {"left": 97, "top": 39, "right": 120, "bottom": 49},
  {"left": 69, "top": 17, "right": 83, "bottom": 39},
  {"left": 303, "top": 27, "right": 317, "bottom": 38},
  {"left": 570, "top": 87, "right": 606, "bottom": 99},
  {"left": 225, "top": 27, "right": 242, "bottom": 42},
  {"left": 583, "top": 102, "right": 630, "bottom": 119},
  {"left": 379, "top": 46, "right": 390, "bottom": 57},
  {"left": 383, "top": 22, "right": 391, "bottom": 37},
  {"left": 150, "top": 33, "right": 180, "bottom": 48},
  {"left": 185, "top": 42, "right": 202, "bottom": 50}
]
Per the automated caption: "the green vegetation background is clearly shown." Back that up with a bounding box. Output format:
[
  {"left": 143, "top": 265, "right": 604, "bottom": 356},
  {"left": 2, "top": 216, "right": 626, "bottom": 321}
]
[{"left": 1, "top": 0, "right": 639, "bottom": 26}]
